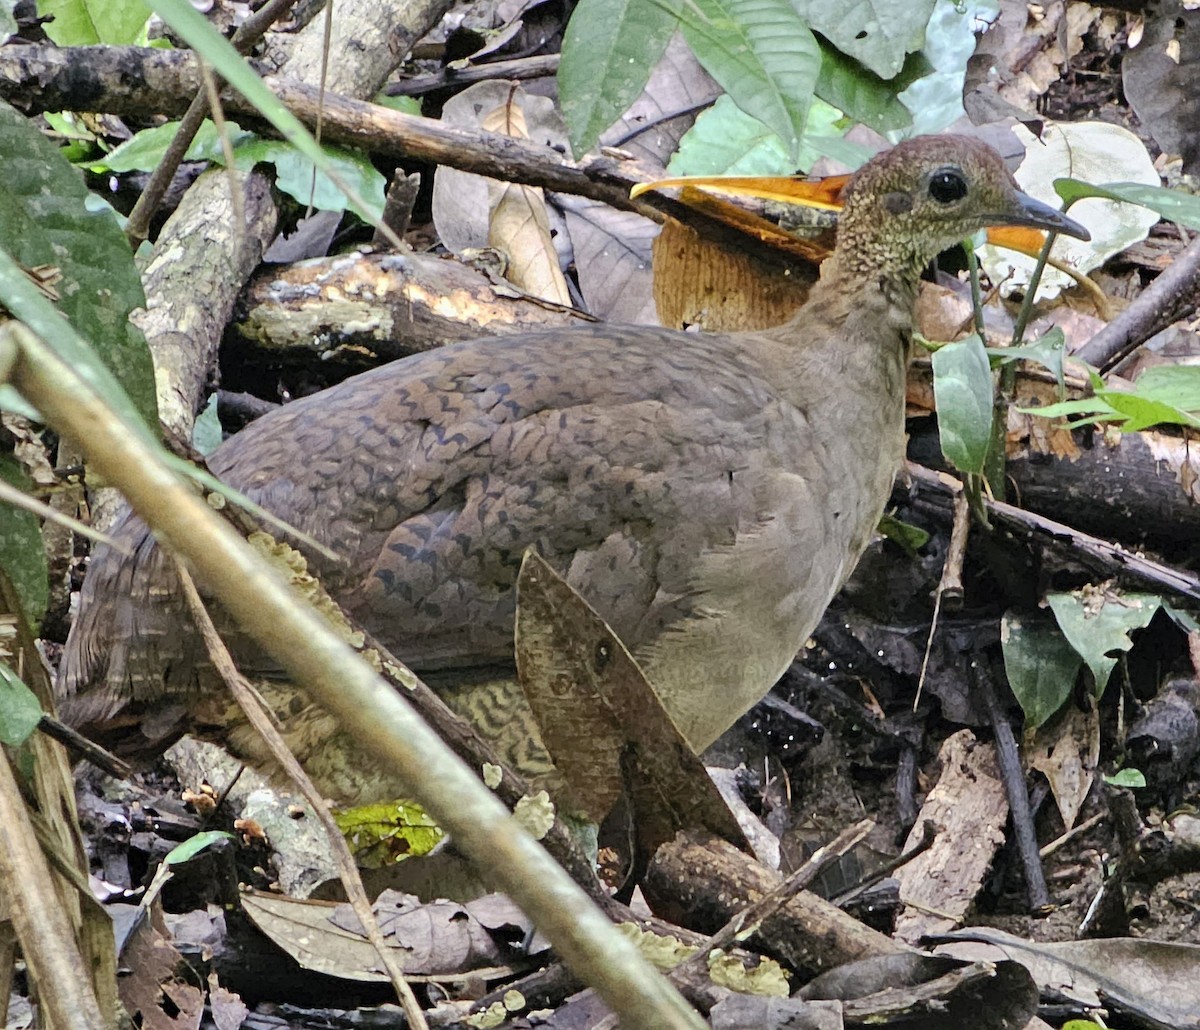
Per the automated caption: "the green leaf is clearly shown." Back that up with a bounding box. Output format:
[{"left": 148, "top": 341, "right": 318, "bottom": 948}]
[
  {"left": 1055, "top": 178, "right": 1200, "bottom": 231},
  {"left": 987, "top": 327, "right": 1066, "bottom": 393},
  {"left": 0, "top": 661, "right": 42, "bottom": 747},
  {"left": 1047, "top": 591, "right": 1162, "bottom": 698},
  {"left": 192, "top": 393, "right": 222, "bottom": 456},
  {"left": 679, "top": 0, "right": 821, "bottom": 164},
  {"left": 98, "top": 119, "right": 255, "bottom": 173},
  {"left": 877, "top": 513, "right": 929, "bottom": 556},
  {"left": 0, "top": 2, "right": 16, "bottom": 44},
  {"left": 931, "top": 332, "right": 993, "bottom": 475},
  {"left": 667, "top": 95, "right": 854, "bottom": 176},
  {"left": 1104, "top": 768, "right": 1146, "bottom": 788},
  {"left": 1160, "top": 600, "right": 1200, "bottom": 634},
  {"left": 372, "top": 93, "right": 422, "bottom": 116},
  {"left": 100, "top": 121, "right": 384, "bottom": 219},
  {"left": 146, "top": 0, "right": 381, "bottom": 227},
  {"left": 794, "top": 0, "right": 936, "bottom": 79},
  {"left": 224, "top": 139, "right": 386, "bottom": 221},
  {"left": 814, "top": 38, "right": 921, "bottom": 134},
  {"left": 558, "top": 0, "right": 680, "bottom": 156},
  {"left": 896, "top": 0, "right": 977, "bottom": 135},
  {"left": 1099, "top": 390, "right": 1200, "bottom": 433},
  {"left": 164, "top": 830, "right": 236, "bottom": 864},
  {"left": 0, "top": 101, "right": 157, "bottom": 429},
  {"left": 37, "top": 0, "right": 150, "bottom": 45},
  {"left": 1021, "top": 363, "right": 1200, "bottom": 433},
  {"left": 1001, "top": 609, "right": 1083, "bottom": 728},
  {"left": 335, "top": 799, "right": 444, "bottom": 867},
  {"left": 0, "top": 457, "right": 49, "bottom": 631},
  {"left": 668, "top": 97, "right": 792, "bottom": 176},
  {"left": 1130, "top": 365, "right": 1200, "bottom": 413}
]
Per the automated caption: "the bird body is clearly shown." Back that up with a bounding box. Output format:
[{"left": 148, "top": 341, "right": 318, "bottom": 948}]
[{"left": 59, "top": 137, "right": 1087, "bottom": 801}]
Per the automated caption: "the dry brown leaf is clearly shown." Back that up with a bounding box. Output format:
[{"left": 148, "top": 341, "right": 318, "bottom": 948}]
[
  {"left": 1026, "top": 699, "right": 1100, "bottom": 831},
  {"left": 118, "top": 903, "right": 204, "bottom": 1030},
  {"left": 481, "top": 95, "right": 571, "bottom": 306},
  {"left": 514, "top": 550, "right": 747, "bottom": 853}
]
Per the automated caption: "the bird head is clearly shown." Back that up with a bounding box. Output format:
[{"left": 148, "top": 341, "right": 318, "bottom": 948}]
[{"left": 834, "top": 135, "right": 1090, "bottom": 285}]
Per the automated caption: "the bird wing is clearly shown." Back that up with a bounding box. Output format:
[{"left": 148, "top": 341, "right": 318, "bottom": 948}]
[{"left": 59, "top": 326, "right": 824, "bottom": 738}]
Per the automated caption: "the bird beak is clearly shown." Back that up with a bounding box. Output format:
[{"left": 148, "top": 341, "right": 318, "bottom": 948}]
[{"left": 1002, "top": 192, "right": 1091, "bottom": 241}]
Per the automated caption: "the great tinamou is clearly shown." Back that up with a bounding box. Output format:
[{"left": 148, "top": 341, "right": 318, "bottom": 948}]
[{"left": 59, "top": 136, "right": 1087, "bottom": 803}]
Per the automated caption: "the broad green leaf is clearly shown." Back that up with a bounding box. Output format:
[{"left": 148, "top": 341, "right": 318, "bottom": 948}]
[
  {"left": 667, "top": 96, "right": 853, "bottom": 176},
  {"left": 146, "top": 0, "right": 380, "bottom": 226},
  {"left": 1022, "top": 364, "right": 1200, "bottom": 433},
  {"left": 896, "top": 0, "right": 979, "bottom": 135},
  {"left": 100, "top": 120, "right": 384, "bottom": 219},
  {"left": 37, "top": 0, "right": 149, "bottom": 45},
  {"left": 794, "top": 0, "right": 936, "bottom": 79},
  {"left": 1131, "top": 365, "right": 1200, "bottom": 413},
  {"left": 1022, "top": 397, "right": 1113, "bottom": 423},
  {"left": 0, "top": 101, "right": 157, "bottom": 428},
  {"left": 1104, "top": 768, "right": 1146, "bottom": 789},
  {"left": 98, "top": 119, "right": 255, "bottom": 173},
  {"left": 335, "top": 799, "right": 444, "bottom": 867},
  {"left": 1099, "top": 390, "right": 1200, "bottom": 433},
  {"left": 877, "top": 514, "right": 929, "bottom": 556},
  {"left": 0, "top": 661, "right": 42, "bottom": 747},
  {"left": 192, "top": 393, "right": 222, "bottom": 456},
  {"left": 1047, "top": 591, "right": 1162, "bottom": 698},
  {"left": 987, "top": 327, "right": 1066, "bottom": 393},
  {"left": 164, "top": 830, "right": 236, "bottom": 864},
  {"left": 372, "top": 93, "right": 422, "bottom": 116},
  {"left": 931, "top": 333, "right": 993, "bottom": 475},
  {"left": 679, "top": 0, "right": 820, "bottom": 164},
  {"left": 219, "top": 139, "right": 386, "bottom": 221},
  {"left": 668, "top": 96, "right": 792, "bottom": 176},
  {"left": 1055, "top": 178, "right": 1200, "bottom": 231},
  {"left": 1001, "top": 609, "right": 1082, "bottom": 729},
  {"left": 0, "top": 457, "right": 48, "bottom": 631},
  {"left": 558, "top": 0, "right": 680, "bottom": 156},
  {"left": 814, "top": 38, "right": 921, "bottom": 134}
]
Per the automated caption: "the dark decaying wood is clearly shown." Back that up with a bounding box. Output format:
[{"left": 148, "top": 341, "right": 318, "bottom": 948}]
[{"left": 643, "top": 831, "right": 907, "bottom": 978}]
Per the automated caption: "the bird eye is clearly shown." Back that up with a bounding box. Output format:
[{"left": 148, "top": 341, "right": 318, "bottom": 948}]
[{"left": 929, "top": 169, "right": 968, "bottom": 204}]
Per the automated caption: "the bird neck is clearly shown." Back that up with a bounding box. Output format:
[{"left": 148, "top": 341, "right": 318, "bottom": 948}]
[
  {"left": 747, "top": 253, "right": 915, "bottom": 421},
  {"left": 763, "top": 252, "right": 920, "bottom": 357}
]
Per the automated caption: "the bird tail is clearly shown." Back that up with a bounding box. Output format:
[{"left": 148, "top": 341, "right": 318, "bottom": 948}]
[{"left": 57, "top": 513, "right": 203, "bottom": 757}]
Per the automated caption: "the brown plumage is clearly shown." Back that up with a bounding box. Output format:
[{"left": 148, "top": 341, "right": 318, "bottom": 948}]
[{"left": 59, "top": 136, "right": 1087, "bottom": 802}]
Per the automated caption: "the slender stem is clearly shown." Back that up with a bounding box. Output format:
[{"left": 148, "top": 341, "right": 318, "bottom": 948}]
[
  {"left": 1011, "top": 230, "right": 1060, "bottom": 349},
  {"left": 964, "top": 243, "right": 986, "bottom": 339}
]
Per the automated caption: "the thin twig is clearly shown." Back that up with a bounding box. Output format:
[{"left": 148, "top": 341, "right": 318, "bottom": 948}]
[
  {"left": 915, "top": 486, "right": 970, "bottom": 710},
  {"left": 669, "top": 819, "right": 874, "bottom": 982},
  {"left": 970, "top": 660, "right": 1050, "bottom": 910},
  {"left": 36, "top": 715, "right": 132, "bottom": 779},
  {"left": 0, "top": 476, "right": 124, "bottom": 551},
  {"left": 198, "top": 59, "right": 246, "bottom": 252},
  {"left": 906, "top": 462, "right": 1200, "bottom": 603},
  {"left": 169, "top": 555, "right": 430, "bottom": 1030},
  {"left": 1040, "top": 811, "right": 1105, "bottom": 859},
  {"left": 830, "top": 820, "right": 938, "bottom": 908},
  {"left": 385, "top": 54, "right": 560, "bottom": 96},
  {"left": 1077, "top": 232, "right": 1200, "bottom": 373}
]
